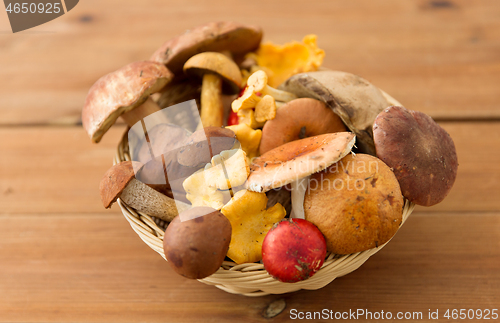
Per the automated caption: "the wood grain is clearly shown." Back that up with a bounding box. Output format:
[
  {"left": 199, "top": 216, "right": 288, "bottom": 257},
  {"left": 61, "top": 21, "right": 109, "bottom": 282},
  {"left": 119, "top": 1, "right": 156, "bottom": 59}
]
[
  {"left": 1, "top": 122, "right": 498, "bottom": 214},
  {"left": 0, "top": 0, "right": 499, "bottom": 125},
  {"left": 0, "top": 211, "right": 497, "bottom": 322}
]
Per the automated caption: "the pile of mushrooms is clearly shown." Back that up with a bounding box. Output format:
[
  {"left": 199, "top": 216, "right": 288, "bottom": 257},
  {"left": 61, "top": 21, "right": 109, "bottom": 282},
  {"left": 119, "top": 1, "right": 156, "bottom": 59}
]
[{"left": 82, "top": 21, "right": 458, "bottom": 281}]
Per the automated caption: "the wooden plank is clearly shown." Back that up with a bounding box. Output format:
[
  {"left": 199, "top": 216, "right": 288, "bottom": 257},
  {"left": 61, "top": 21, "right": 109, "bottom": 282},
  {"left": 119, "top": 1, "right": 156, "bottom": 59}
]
[
  {"left": 1, "top": 0, "right": 500, "bottom": 125},
  {"left": 0, "top": 122, "right": 499, "bottom": 214},
  {"left": 0, "top": 211, "right": 498, "bottom": 322}
]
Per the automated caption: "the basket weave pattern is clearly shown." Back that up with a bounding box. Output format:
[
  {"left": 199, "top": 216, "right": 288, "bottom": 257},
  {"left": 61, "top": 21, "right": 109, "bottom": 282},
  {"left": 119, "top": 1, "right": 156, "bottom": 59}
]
[{"left": 114, "top": 133, "right": 415, "bottom": 296}]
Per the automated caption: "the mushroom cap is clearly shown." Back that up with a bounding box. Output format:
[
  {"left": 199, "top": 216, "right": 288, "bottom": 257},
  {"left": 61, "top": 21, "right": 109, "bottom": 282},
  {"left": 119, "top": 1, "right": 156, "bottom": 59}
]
[
  {"left": 183, "top": 52, "right": 242, "bottom": 94},
  {"left": 260, "top": 98, "right": 347, "bottom": 154},
  {"left": 373, "top": 106, "right": 458, "bottom": 206},
  {"left": 82, "top": 61, "right": 173, "bottom": 143},
  {"left": 150, "top": 21, "right": 262, "bottom": 75},
  {"left": 99, "top": 161, "right": 143, "bottom": 208},
  {"left": 177, "top": 127, "right": 237, "bottom": 168},
  {"left": 279, "top": 71, "right": 390, "bottom": 155},
  {"left": 304, "top": 153, "right": 404, "bottom": 254},
  {"left": 246, "top": 132, "right": 356, "bottom": 193},
  {"left": 132, "top": 123, "right": 195, "bottom": 198}
]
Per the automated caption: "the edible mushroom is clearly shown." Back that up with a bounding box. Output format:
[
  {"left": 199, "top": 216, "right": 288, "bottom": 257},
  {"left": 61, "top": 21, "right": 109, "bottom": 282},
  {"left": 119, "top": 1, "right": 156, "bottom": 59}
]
[
  {"left": 246, "top": 132, "right": 356, "bottom": 193},
  {"left": 150, "top": 21, "right": 262, "bottom": 75},
  {"left": 177, "top": 127, "right": 237, "bottom": 168},
  {"left": 279, "top": 70, "right": 391, "bottom": 155},
  {"left": 100, "top": 161, "right": 189, "bottom": 222},
  {"left": 304, "top": 153, "right": 404, "bottom": 254},
  {"left": 184, "top": 52, "right": 242, "bottom": 127},
  {"left": 82, "top": 61, "right": 173, "bottom": 143},
  {"left": 373, "top": 106, "right": 458, "bottom": 206},
  {"left": 260, "top": 98, "right": 347, "bottom": 154}
]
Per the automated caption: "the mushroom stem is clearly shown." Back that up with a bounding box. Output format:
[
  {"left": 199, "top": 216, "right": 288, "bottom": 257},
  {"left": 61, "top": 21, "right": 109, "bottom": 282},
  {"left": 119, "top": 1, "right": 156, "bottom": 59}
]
[
  {"left": 290, "top": 176, "right": 309, "bottom": 219},
  {"left": 121, "top": 178, "right": 190, "bottom": 222},
  {"left": 120, "top": 97, "right": 170, "bottom": 128},
  {"left": 200, "top": 73, "right": 224, "bottom": 127},
  {"left": 261, "top": 86, "right": 297, "bottom": 103}
]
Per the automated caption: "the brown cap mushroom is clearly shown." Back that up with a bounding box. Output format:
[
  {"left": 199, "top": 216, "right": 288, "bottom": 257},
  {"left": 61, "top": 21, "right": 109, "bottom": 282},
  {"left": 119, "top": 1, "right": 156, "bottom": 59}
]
[
  {"left": 304, "top": 153, "right": 404, "bottom": 254},
  {"left": 132, "top": 123, "right": 196, "bottom": 200},
  {"left": 260, "top": 98, "right": 347, "bottom": 154},
  {"left": 373, "top": 106, "right": 458, "bottom": 206},
  {"left": 100, "top": 161, "right": 189, "bottom": 222},
  {"left": 82, "top": 61, "right": 173, "bottom": 143},
  {"left": 279, "top": 70, "right": 391, "bottom": 155},
  {"left": 246, "top": 132, "right": 356, "bottom": 193},
  {"left": 150, "top": 21, "right": 263, "bottom": 75},
  {"left": 183, "top": 52, "right": 242, "bottom": 127},
  {"left": 177, "top": 127, "right": 237, "bottom": 168}
]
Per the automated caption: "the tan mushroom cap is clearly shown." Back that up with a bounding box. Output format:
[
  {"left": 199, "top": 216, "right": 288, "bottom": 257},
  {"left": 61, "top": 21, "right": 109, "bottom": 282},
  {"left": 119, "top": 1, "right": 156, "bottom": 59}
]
[
  {"left": 82, "top": 61, "right": 173, "bottom": 143},
  {"left": 183, "top": 52, "right": 242, "bottom": 94},
  {"left": 99, "top": 161, "right": 142, "bottom": 208},
  {"left": 246, "top": 132, "right": 356, "bottom": 193},
  {"left": 304, "top": 153, "right": 404, "bottom": 254},
  {"left": 151, "top": 21, "right": 263, "bottom": 75},
  {"left": 260, "top": 98, "right": 347, "bottom": 154}
]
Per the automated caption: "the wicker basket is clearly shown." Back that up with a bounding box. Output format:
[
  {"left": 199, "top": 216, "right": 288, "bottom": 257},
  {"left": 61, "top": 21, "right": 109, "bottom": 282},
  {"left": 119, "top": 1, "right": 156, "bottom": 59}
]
[{"left": 113, "top": 90, "right": 415, "bottom": 296}]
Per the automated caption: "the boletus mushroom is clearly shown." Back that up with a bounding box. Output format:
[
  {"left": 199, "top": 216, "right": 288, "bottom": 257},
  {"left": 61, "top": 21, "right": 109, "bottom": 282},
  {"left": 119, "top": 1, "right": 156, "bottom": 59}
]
[
  {"left": 100, "top": 161, "right": 189, "bottom": 222},
  {"left": 82, "top": 61, "right": 173, "bottom": 143},
  {"left": 373, "top": 106, "right": 458, "bottom": 206},
  {"left": 177, "top": 126, "right": 237, "bottom": 168},
  {"left": 183, "top": 52, "right": 242, "bottom": 127},
  {"left": 150, "top": 21, "right": 262, "bottom": 75},
  {"left": 163, "top": 207, "right": 232, "bottom": 279},
  {"left": 279, "top": 70, "right": 391, "bottom": 155},
  {"left": 304, "top": 153, "right": 404, "bottom": 254}
]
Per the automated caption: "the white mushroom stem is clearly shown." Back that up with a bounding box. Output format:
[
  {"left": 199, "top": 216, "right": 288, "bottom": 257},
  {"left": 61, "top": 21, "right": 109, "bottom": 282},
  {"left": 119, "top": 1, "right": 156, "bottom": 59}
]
[
  {"left": 290, "top": 176, "right": 310, "bottom": 219},
  {"left": 260, "top": 85, "right": 297, "bottom": 103},
  {"left": 121, "top": 178, "right": 190, "bottom": 222},
  {"left": 120, "top": 97, "right": 170, "bottom": 128},
  {"left": 200, "top": 74, "right": 224, "bottom": 127}
]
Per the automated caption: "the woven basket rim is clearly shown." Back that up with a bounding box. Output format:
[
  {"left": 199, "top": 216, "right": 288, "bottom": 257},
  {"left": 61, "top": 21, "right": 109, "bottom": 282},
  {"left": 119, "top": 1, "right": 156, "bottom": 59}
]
[{"left": 113, "top": 89, "right": 414, "bottom": 296}]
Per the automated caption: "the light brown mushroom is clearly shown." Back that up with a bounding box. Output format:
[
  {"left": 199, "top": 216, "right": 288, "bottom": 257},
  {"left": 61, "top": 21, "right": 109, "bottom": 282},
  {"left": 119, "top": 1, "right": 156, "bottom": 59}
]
[
  {"left": 150, "top": 21, "right": 262, "bottom": 75},
  {"left": 279, "top": 70, "right": 391, "bottom": 155},
  {"left": 100, "top": 161, "right": 189, "bottom": 222},
  {"left": 260, "top": 98, "right": 347, "bottom": 154},
  {"left": 82, "top": 61, "right": 173, "bottom": 143},
  {"left": 183, "top": 52, "right": 242, "bottom": 127},
  {"left": 304, "top": 153, "right": 404, "bottom": 254}
]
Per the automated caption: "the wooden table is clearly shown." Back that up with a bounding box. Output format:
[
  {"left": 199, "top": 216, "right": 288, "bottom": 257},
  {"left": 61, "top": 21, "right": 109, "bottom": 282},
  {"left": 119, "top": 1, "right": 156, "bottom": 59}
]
[{"left": 1, "top": 0, "right": 499, "bottom": 322}]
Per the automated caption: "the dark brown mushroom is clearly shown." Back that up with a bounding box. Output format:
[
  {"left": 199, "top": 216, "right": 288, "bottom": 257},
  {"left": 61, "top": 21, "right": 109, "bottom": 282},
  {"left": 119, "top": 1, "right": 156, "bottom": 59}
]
[
  {"left": 177, "top": 127, "right": 237, "bottom": 168},
  {"left": 150, "top": 21, "right": 262, "bottom": 75},
  {"left": 373, "top": 106, "right": 458, "bottom": 206}
]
